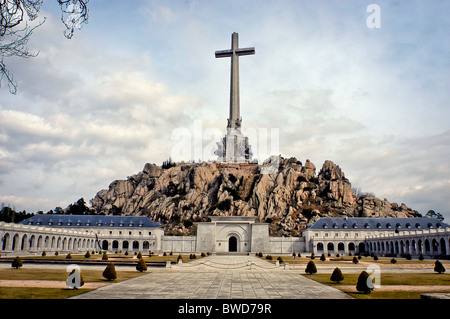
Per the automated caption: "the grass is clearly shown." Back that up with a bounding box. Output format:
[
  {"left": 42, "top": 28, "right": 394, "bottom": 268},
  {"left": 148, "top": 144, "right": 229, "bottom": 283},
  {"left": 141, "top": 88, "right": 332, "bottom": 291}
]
[
  {"left": 303, "top": 272, "right": 450, "bottom": 299},
  {"left": 0, "top": 267, "right": 147, "bottom": 299}
]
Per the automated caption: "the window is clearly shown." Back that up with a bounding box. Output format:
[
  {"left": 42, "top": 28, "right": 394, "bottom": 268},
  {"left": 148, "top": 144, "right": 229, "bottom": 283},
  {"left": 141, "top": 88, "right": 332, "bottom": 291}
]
[
  {"left": 315, "top": 233, "right": 319, "bottom": 237},
  {"left": 325, "top": 233, "right": 329, "bottom": 237},
  {"left": 148, "top": 232, "right": 152, "bottom": 235},
  {"left": 119, "top": 231, "right": 122, "bottom": 235},
  {"left": 345, "top": 233, "right": 349, "bottom": 237},
  {"left": 129, "top": 231, "right": 132, "bottom": 235}
]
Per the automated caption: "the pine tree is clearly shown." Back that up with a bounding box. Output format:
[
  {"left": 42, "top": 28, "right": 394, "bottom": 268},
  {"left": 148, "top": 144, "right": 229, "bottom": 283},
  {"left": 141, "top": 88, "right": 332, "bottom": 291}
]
[
  {"left": 136, "top": 258, "right": 148, "bottom": 272},
  {"left": 330, "top": 267, "right": 344, "bottom": 283},
  {"left": 434, "top": 260, "right": 446, "bottom": 274},
  {"left": 103, "top": 262, "right": 117, "bottom": 281},
  {"left": 305, "top": 260, "right": 317, "bottom": 274}
]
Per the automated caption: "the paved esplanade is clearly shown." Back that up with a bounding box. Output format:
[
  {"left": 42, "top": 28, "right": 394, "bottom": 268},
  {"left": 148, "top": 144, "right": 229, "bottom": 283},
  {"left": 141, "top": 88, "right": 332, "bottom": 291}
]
[{"left": 71, "top": 255, "right": 352, "bottom": 299}]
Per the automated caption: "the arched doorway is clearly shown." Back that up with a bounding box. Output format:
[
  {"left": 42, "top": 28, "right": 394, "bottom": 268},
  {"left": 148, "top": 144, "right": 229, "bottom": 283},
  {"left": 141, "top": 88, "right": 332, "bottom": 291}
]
[{"left": 229, "top": 236, "right": 237, "bottom": 252}]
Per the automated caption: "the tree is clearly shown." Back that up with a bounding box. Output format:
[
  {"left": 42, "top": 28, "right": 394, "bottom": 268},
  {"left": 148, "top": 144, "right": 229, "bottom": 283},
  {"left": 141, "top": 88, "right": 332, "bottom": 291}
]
[
  {"left": 434, "top": 260, "right": 446, "bottom": 274},
  {"left": 11, "top": 256, "right": 22, "bottom": 269},
  {"left": 1, "top": 0, "right": 89, "bottom": 94},
  {"left": 136, "top": 258, "right": 147, "bottom": 272},
  {"left": 356, "top": 271, "right": 373, "bottom": 294},
  {"left": 102, "top": 262, "right": 117, "bottom": 281},
  {"left": 305, "top": 260, "right": 317, "bottom": 274},
  {"left": 352, "top": 256, "right": 359, "bottom": 264},
  {"left": 425, "top": 210, "right": 445, "bottom": 222},
  {"left": 330, "top": 267, "right": 344, "bottom": 283},
  {"left": 84, "top": 251, "right": 91, "bottom": 258},
  {"left": 320, "top": 253, "right": 326, "bottom": 261}
]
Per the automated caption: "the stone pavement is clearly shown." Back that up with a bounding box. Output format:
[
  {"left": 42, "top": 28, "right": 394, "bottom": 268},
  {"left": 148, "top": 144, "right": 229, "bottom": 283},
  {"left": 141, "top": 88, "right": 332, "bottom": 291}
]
[{"left": 71, "top": 255, "right": 352, "bottom": 299}]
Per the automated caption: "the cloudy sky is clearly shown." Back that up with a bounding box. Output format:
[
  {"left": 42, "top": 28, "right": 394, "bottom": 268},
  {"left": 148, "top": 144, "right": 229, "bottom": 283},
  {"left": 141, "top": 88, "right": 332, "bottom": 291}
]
[{"left": 1, "top": 0, "right": 449, "bottom": 220}]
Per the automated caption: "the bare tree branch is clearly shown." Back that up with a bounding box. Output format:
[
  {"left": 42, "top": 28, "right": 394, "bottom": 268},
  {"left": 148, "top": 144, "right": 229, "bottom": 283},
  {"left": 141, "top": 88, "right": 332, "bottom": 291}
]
[{"left": 0, "top": 0, "right": 88, "bottom": 94}]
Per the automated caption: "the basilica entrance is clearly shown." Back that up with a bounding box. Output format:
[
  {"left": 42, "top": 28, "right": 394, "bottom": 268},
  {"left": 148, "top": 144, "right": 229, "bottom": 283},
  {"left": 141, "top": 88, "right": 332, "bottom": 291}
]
[{"left": 229, "top": 236, "right": 238, "bottom": 252}]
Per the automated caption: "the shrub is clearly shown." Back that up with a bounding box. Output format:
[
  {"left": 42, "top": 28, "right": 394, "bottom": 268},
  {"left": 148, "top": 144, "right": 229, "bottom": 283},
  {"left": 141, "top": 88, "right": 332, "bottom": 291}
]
[
  {"left": 277, "top": 256, "right": 283, "bottom": 264},
  {"left": 11, "top": 256, "right": 23, "bottom": 269},
  {"left": 418, "top": 253, "right": 424, "bottom": 261},
  {"left": 201, "top": 252, "right": 206, "bottom": 257},
  {"left": 434, "top": 260, "right": 446, "bottom": 274},
  {"left": 305, "top": 260, "right": 317, "bottom": 274},
  {"left": 265, "top": 255, "right": 273, "bottom": 261},
  {"left": 189, "top": 254, "right": 196, "bottom": 259},
  {"left": 41, "top": 251, "right": 46, "bottom": 257},
  {"left": 320, "top": 254, "right": 326, "bottom": 261},
  {"left": 84, "top": 251, "right": 91, "bottom": 258},
  {"left": 66, "top": 253, "right": 72, "bottom": 259},
  {"left": 404, "top": 253, "right": 412, "bottom": 260},
  {"left": 297, "top": 253, "right": 301, "bottom": 257},
  {"left": 352, "top": 257, "right": 359, "bottom": 264},
  {"left": 137, "top": 252, "right": 142, "bottom": 259},
  {"left": 102, "top": 252, "right": 109, "bottom": 261},
  {"left": 390, "top": 258, "right": 397, "bottom": 264},
  {"left": 54, "top": 251, "right": 59, "bottom": 256},
  {"left": 310, "top": 253, "right": 315, "bottom": 260},
  {"left": 177, "top": 254, "right": 183, "bottom": 261},
  {"left": 330, "top": 267, "right": 344, "bottom": 283},
  {"left": 67, "top": 269, "right": 85, "bottom": 289},
  {"left": 356, "top": 271, "right": 373, "bottom": 294},
  {"left": 136, "top": 258, "right": 148, "bottom": 272},
  {"left": 102, "top": 262, "right": 117, "bottom": 280},
  {"left": 163, "top": 252, "right": 167, "bottom": 256},
  {"left": 373, "top": 255, "right": 378, "bottom": 261},
  {"left": 124, "top": 251, "right": 129, "bottom": 256}
]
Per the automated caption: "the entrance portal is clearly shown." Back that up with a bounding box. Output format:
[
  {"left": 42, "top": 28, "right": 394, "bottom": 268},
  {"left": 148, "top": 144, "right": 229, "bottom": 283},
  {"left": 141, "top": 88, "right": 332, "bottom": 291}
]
[{"left": 229, "top": 236, "right": 237, "bottom": 252}]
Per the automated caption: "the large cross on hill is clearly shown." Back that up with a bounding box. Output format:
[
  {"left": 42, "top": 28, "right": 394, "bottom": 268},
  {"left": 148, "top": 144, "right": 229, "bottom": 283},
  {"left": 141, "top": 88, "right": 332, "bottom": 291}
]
[
  {"left": 214, "top": 32, "right": 254, "bottom": 163},
  {"left": 215, "top": 32, "right": 255, "bottom": 131}
]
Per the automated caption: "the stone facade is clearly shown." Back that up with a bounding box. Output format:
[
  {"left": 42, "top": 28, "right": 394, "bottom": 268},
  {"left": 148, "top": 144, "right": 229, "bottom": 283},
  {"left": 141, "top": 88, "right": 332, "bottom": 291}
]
[{"left": 1, "top": 215, "right": 449, "bottom": 258}]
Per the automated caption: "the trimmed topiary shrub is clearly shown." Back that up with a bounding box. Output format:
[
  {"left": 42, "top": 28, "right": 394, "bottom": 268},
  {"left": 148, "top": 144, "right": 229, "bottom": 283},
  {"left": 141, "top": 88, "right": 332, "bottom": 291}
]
[
  {"left": 330, "top": 267, "right": 344, "bottom": 283},
  {"left": 434, "top": 260, "right": 446, "bottom": 274},
  {"left": 102, "top": 262, "right": 117, "bottom": 281},
  {"left": 11, "top": 256, "right": 23, "bottom": 269},
  {"left": 305, "top": 260, "right": 317, "bottom": 274},
  {"left": 84, "top": 251, "right": 91, "bottom": 258},
  {"left": 102, "top": 252, "right": 109, "bottom": 261},
  {"left": 136, "top": 258, "right": 148, "bottom": 272},
  {"left": 320, "top": 254, "right": 326, "bottom": 261},
  {"left": 66, "top": 253, "right": 72, "bottom": 259},
  {"left": 137, "top": 252, "right": 142, "bottom": 259},
  {"left": 390, "top": 258, "right": 397, "bottom": 264},
  {"left": 356, "top": 271, "right": 373, "bottom": 294},
  {"left": 277, "top": 256, "right": 283, "bottom": 264},
  {"left": 418, "top": 253, "right": 424, "bottom": 261},
  {"left": 41, "top": 251, "right": 46, "bottom": 257},
  {"left": 352, "top": 257, "right": 359, "bottom": 264}
]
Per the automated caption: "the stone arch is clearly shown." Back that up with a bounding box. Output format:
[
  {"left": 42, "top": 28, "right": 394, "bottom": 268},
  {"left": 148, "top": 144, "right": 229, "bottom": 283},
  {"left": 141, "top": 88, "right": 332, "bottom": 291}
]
[
  {"left": 21, "top": 234, "right": 28, "bottom": 250},
  {"left": 432, "top": 238, "right": 439, "bottom": 254},
  {"left": 2, "top": 233, "right": 10, "bottom": 251},
  {"left": 102, "top": 240, "right": 109, "bottom": 251},
  {"left": 327, "top": 242, "right": 334, "bottom": 252},
  {"left": 440, "top": 238, "right": 446, "bottom": 255},
  {"left": 12, "top": 233, "right": 20, "bottom": 251},
  {"left": 122, "top": 240, "right": 129, "bottom": 250},
  {"left": 338, "top": 242, "right": 345, "bottom": 252},
  {"left": 228, "top": 236, "right": 238, "bottom": 252},
  {"left": 348, "top": 242, "right": 355, "bottom": 252},
  {"left": 317, "top": 242, "right": 324, "bottom": 251},
  {"left": 29, "top": 235, "right": 36, "bottom": 250},
  {"left": 143, "top": 241, "right": 149, "bottom": 250},
  {"left": 133, "top": 240, "right": 140, "bottom": 250},
  {"left": 112, "top": 240, "right": 119, "bottom": 250}
]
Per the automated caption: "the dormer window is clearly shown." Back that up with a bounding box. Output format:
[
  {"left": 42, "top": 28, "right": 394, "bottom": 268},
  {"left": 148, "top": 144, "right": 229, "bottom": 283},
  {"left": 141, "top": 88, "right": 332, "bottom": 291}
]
[
  {"left": 428, "top": 223, "right": 433, "bottom": 228},
  {"left": 376, "top": 223, "right": 382, "bottom": 229},
  {"left": 364, "top": 223, "right": 370, "bottom": 229},
  {"left": 352, "top": 223, "right": 357, "bottom": 229},
  {"left": 406, "top": 223, "right": 411, "bottom": 228},
  {"left": 323, "top": 224, "right": 328, "bottom": 229},
  {"left": 386, "top": 223, "right": 391, "bottom": 229},
  {"left": 396, "top": 223, "right": 401, "bottom": 229},
  {"left": 416, "top": 223, "right": 421, "bottom": 229},
  {"left": 343, "top": 223, "right": 348, "bottom": 229},
  {"left": 332, "top": 223, "right": 337, "bottom": 229}
]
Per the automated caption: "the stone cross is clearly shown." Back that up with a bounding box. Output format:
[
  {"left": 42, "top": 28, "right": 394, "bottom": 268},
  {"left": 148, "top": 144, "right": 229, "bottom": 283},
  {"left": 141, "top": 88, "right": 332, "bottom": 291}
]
[{"left": 215, "top": 32, "right": 255, "bottom": 132}]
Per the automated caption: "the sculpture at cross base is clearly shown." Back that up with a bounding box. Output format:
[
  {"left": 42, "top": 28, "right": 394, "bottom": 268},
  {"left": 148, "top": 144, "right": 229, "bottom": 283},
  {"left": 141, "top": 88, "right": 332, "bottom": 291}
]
[{"left": 214, "top": 32, "right": 254, "bottom": 163}]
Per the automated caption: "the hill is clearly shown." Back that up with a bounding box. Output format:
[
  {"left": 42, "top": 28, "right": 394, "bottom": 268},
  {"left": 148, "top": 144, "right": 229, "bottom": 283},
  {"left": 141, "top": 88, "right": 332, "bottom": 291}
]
[{"left": 90, "top": 156, "right": 420, "bottom": 236}]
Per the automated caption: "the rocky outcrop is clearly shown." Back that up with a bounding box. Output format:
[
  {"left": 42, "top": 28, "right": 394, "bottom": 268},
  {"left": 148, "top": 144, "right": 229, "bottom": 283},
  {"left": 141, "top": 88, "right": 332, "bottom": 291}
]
[{"left": 90, "top": 156, "right": 421, "bottom": 236}]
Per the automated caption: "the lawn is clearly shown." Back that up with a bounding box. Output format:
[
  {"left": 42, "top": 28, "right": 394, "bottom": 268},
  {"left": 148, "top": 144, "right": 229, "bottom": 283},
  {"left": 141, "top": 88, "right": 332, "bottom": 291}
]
[
  {"left": 303, "top": 272, "right": 450, "bottom": 299},
  {"left": 0, "top": 267, "right": 147, "bottom": 299}
]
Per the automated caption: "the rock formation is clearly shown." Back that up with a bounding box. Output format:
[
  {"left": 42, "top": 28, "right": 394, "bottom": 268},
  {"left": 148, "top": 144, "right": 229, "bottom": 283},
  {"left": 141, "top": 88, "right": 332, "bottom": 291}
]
[{"left": 90, "top": 156, "right": 421, "bottom": 236}]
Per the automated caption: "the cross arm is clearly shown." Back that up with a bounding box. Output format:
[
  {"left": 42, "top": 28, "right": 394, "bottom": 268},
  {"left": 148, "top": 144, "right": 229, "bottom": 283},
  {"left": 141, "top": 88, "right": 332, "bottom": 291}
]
[
  {"left": 215, "top": 50, "right": 233, "bottom": 58},
  {"left": 236, "top": 47, "right": 255, "bottom": 56}
]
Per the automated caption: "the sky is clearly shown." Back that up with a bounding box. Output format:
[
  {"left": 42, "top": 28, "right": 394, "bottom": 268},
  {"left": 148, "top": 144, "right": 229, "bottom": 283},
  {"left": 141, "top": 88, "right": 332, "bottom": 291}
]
[{"left": 0, "top": 0, "right": 449, "bottom": 220}]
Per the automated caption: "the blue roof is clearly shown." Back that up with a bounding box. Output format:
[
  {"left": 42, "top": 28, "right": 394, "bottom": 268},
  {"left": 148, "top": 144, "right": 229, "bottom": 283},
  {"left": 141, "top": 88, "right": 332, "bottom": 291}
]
[
  {"left": 308, "top": 217, "right": 449, "bottom": 230},
  {"left": 20, "top": 214, "right": 160, "bottom": 228}
]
